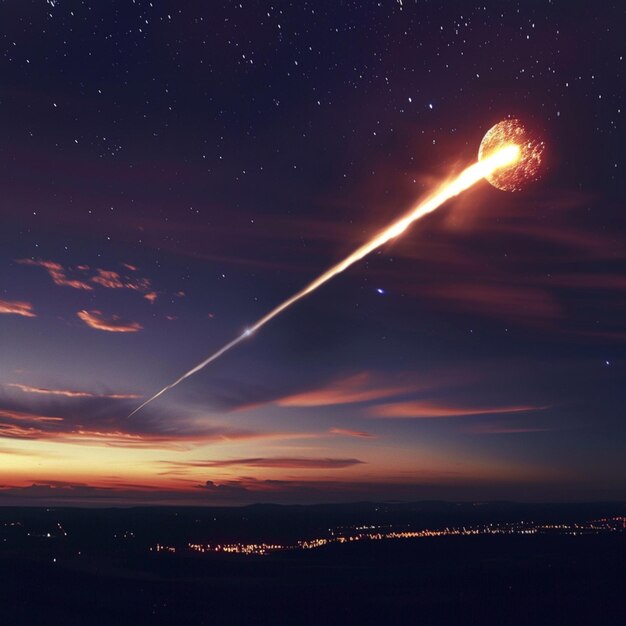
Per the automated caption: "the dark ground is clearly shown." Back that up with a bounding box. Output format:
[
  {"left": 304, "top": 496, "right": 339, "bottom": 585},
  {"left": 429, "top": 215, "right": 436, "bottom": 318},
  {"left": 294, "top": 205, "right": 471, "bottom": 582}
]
[{"left": 1, "top": 533, "right": 624, "bottom": 626}]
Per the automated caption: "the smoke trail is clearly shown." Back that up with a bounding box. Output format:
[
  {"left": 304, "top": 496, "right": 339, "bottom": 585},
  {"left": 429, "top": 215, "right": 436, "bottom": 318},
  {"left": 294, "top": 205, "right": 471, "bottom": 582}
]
[{"left": 129, "top": 145, "right": 519, "bottom": 417}]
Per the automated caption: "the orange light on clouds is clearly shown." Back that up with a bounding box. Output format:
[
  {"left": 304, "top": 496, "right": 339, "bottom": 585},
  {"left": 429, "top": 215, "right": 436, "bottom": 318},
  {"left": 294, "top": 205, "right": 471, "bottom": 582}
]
[
  {"left": 0, "top": 299, "right": 36, "bottom": 318},
  {"left": 368, "top": 401, "right": 547, "bottom": 419}
]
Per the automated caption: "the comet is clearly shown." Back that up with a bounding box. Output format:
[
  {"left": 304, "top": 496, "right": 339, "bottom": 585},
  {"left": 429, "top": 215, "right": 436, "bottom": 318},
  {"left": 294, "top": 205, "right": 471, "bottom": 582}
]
[{"left": 129, "top": 121, "right": 540, "bottom": 417}]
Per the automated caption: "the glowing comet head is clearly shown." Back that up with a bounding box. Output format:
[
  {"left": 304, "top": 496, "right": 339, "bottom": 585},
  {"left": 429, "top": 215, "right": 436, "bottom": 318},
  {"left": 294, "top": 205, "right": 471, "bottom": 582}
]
[{"left": 478, "top": 119, "right": 545, "bottom": 191}]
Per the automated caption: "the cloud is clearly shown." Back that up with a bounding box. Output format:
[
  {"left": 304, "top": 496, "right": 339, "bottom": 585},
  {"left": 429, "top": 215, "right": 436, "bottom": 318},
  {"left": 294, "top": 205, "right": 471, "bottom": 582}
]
[
  {"left": 0, "top": 418, "right": 295, "bottom": 449},
  {"left": 17, "top": 258, "right": 93, "bottom": 290},
  {"left": 208, "top": 368, "right": 473, "bottom": 415},
  {"left": 162, "top": 457, "right": 365, "bottom": 470},
  {"left": 276, "top": 372, "right": 412, "bottom": 408},
  {"left": 0, "top": 393, "right": 321, "bottom": 451},
  {"left": 5, "top": 383, "right": 140, "bottom": 400},
  {"left": 77, "top": 310, "right": 143, "bottom": 333},
  {"left": 0, "top": 454, "right": 583, "bottom": 507},
  {"left": 0, "top": 404, "right": 245, "bottom": 449},
  {"left": 368, "top": 401, "right": 546, "bottom": 419},
  {"left": 329, "top": 427, "right": 376, "bottom": 439},
  {"left": 0, "top": 408, "right": 63, "bottom": 423},
  {"left": 0, "top": 481, "right": 170, "bottom": 506},
  {"left": 17, "top": 259, "right": 157, "bottom": 299},
  {"left": 0, "top": 474, "right": 594, "bottom": 507},
  {"left": 194, "top": 472, "right": 563, "bottom": 504},
  {"left": 0, "top": 299, "right": 36, "bottom": 318},
  {"left": 90, "top": 269, "right": 126, "bottom": 289},
  {"left": 90, "top": 268, "right": 154, "bottom": 297}
]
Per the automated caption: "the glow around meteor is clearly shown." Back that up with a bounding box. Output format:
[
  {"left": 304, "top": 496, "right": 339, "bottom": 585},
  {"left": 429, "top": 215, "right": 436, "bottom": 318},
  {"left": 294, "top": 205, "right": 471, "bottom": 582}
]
[{"left": 129, "top": 141, "right": 521, "bottom": 417}]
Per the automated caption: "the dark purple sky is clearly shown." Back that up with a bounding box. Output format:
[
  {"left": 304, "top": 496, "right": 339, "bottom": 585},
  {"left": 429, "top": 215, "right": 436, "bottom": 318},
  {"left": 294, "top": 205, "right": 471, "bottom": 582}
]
[{"left": 0, "top": 0, "right": 624, "bottom": 506}]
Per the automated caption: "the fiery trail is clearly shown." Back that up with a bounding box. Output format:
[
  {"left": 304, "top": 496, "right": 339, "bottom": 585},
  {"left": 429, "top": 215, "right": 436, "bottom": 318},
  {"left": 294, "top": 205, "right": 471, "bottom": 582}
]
[{"left": 129, "top": 145, "right": 519, "bottom": 417}]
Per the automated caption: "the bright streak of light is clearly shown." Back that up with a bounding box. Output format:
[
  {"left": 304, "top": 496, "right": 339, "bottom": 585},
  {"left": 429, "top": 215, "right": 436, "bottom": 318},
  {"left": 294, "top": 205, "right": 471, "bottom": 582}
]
[{"left": 129, "top": 144, "right": 520, "bottom": 417}]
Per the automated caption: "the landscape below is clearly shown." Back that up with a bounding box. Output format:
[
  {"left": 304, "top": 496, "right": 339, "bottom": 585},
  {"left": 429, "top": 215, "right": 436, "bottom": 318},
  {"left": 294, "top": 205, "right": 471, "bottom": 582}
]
[{"left": 0, "top": 501, "right": 624, "bottom": 625}]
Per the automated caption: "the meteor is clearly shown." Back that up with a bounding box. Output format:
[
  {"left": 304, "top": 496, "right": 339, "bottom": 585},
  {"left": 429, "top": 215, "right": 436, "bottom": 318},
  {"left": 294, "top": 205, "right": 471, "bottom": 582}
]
[{"left": 129, "top": 134, "right": 525, "bottom": 417}]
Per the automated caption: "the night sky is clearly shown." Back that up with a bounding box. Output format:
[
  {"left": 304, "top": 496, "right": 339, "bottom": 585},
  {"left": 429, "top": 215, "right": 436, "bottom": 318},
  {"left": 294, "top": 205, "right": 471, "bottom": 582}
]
[{"left": 1, "top": 1, "right": 624, "bottom": 506}]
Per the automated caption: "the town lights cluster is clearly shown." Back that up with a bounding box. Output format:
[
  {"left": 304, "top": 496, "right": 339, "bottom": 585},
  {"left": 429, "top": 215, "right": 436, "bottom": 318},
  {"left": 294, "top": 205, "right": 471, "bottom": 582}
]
[{"left": 148, "top": 517, "right": 625, "bottom": 557}]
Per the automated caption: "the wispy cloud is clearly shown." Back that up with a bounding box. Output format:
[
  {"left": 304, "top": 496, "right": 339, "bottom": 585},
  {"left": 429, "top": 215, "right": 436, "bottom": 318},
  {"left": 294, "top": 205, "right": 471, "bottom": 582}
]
[
  {"left": 0, "top": 405, "right": 267, "bottom": 449},
  {"left": 0, "top": 394, "right": 324, "bottom": 451},
  {"left": 17, "top": 258, "right": 93, "bottom": 290},
  {"left": 212, "top": 369, "right": 472, "bottom": 415},
  {"left": 0, "top": 421, "right": 309, "bottom": 450},
  {"left": 90, "top": 268, "right": 155, "bottom": 299},
  {"left": 90, "top": 269, "right": 127, "bottom": 289},
  {"left": 17, "top": 259, "right": 157, "bottom": 299},
  {"left": 369, "top": 401, "right": 546, "bottom": 419},
  {"left": 276, "top": 372, "right": 412, "bottom": 408},
  {"left": 5, "top": 383, "right": 140, "bottom": 400},
  {"left": 0, "top": 408, "right": 63, "bottom": 423},
  {"left": 329, "top": 427, "right": 376, "bottom": 439},
  {"left": 0, "top": 300, "right": 36, "bottom": 318},
  {"left": 162, "top": 457, "right": 365, "bottom": 470},
  {"left": 77, "top": 310, "right": 143, "bottom": 333},
  {"left": 0, "top": 469, "right": 575, "bottom": 506}
]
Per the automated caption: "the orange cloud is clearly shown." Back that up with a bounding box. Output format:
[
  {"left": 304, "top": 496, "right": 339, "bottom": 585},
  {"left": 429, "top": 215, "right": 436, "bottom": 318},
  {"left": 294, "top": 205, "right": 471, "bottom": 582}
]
[
  {"left": 17, "top": 258, "right": 93, "bottom": 290},
  {"left": 77, "top": 310, "right": 143, "bottom": 333},
  {"left": 277, "top": 372, "right": 412, "bottom": 408},
  {"left": 0, "top": 400, "right": 324, "bottom": 450},
  {"left": 0, "top": 473, "right": 575, "bottom": 506},
  {"left": 90, "top": 269, "right": 125, "bottom": 288},
  {"left": 90, "top": 268, "right": 153, "bottom": 296},
  {"left": 329, "top": 427, "right": 376, "bottom": 439},
  {"left": 0, "top": 300, "right": 36, "bottom": 318},
  {"left": 5, "top": 383, "right": 140, "bottom": 400},
  {"left": 0, "top": 412, "right": 280, "bottom": 450},
  {"left": 0, "top": 420, "right": 196, "bottom": 449},
  {"left": 0, "top": 408, "right": 63, "bottom": 423},
  {"left": 17, "top": 259, "right": 157, "bottom": 299},
  {"left": 0, "top": 425, "right": 320, "bottom": 450},
  {"left": 369, "top": 401, "right": 546, "bottom": 419}
]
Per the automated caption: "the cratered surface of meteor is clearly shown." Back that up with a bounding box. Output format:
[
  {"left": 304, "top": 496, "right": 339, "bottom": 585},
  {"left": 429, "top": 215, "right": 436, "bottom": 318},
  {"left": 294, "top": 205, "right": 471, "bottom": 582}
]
[{"left": 130, "top": 125, "right": 531, "bottom": 417}]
